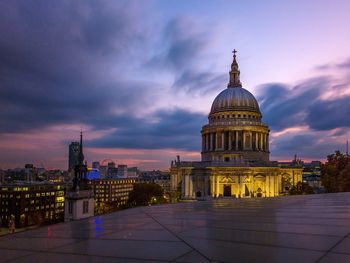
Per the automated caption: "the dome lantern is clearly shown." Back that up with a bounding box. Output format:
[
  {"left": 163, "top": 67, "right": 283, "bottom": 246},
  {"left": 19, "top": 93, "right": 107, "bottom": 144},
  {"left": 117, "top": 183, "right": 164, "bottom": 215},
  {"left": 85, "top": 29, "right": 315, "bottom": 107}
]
[{"left": 228, "top": 49, "right": 242, "bottom": 88}]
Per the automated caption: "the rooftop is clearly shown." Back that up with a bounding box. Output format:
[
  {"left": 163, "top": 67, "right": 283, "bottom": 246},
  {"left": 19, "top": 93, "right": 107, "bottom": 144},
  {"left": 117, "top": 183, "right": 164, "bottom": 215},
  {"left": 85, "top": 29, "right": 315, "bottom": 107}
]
[{"left": 1, "top": 193, "right": 350, "bottom": 262}]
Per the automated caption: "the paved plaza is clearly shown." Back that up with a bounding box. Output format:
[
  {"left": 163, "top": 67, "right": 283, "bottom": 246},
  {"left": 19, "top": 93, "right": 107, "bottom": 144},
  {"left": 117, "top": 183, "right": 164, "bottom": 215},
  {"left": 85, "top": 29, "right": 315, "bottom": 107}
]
[{"left": 1, "top": 193, "right": 350, "bottom": 262}]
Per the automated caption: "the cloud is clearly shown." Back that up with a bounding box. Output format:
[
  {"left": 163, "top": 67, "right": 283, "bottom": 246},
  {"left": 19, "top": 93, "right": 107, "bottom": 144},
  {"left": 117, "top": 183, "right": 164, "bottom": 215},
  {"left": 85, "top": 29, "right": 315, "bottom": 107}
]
[
  {"left": 172, "top": 70, "right": 226, "bottom": 95},
  {"left": 147, "top": 17, "right": 209, "bottom": 70},
  {"left": 88, "top": 109, "right": 207, "bottom": 151},
  {"left": 258, "top": 74, "right": 350, "bottom": 132},
  {"left": 0, "top": 1, "right": 157, "bottom": 133},
  {"left": 260, "top": 62, "right": 350, "bottom": 160}
]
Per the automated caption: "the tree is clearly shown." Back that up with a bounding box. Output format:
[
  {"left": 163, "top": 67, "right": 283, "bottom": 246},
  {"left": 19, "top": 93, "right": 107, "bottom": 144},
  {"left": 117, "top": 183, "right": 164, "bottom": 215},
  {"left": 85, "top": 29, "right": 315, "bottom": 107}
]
[
  {"left": 128, "top": 183, "right": 164, "bottom": 206},
  {"left": 289, "top": 182, "right": 314, "bottom": 195},
  {"left": 321, "top": 151, "right": 350, "bottom": 192}
]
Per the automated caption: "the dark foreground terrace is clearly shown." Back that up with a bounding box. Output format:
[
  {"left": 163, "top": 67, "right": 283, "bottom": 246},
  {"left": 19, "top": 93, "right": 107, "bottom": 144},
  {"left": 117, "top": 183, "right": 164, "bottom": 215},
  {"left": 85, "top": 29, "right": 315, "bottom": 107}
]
[{"left": 1, "top": 193, "right": 350, "bottom": 263}]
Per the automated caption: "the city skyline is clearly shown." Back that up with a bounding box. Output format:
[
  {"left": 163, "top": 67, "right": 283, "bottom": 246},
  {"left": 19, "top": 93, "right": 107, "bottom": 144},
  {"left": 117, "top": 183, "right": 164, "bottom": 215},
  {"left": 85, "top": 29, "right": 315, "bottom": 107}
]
[{"left": 1, "top": 1, "right": 350, "bottom": 170}]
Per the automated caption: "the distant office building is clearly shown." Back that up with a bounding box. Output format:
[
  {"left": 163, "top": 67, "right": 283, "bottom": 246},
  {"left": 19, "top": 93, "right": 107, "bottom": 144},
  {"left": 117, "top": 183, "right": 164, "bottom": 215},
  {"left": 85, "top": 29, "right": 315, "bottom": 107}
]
[
  {"left": 24, "top": 164, "right": 37, "bottom": 181},
  {"left": 303, "top": 161, "right": 322, "bottom": 191},
  {"left": 42, "top": 170, "right": 68, "bottom": 183},
  {"left": 68, "top": 141, "right": 80, "bottom": 171},
  {"left": 99, "top": 165, "right": 108, "bottom": 178},
  {"left": 108, "top": 162, "right": 116, "bottom": 169},
  {"left": 0, "top": 182, "right": 65, "bottom": 228},
  {"left": 0, "top": 170, "right": 5, "bottom": 184},
  {"left": 90, "top": 178, "right": 135, "bottom": 210},
  {"left": 138, "top": 171, "right": 171, "bottom": 194},
  {"left": 127, "top": 167, "right": 138, "bottom": 178},
  {"left": 117, "top": 165, "right": 128, "bottom": 178},
  {"left": 92, "top": 161, "right": 100, "bottom": 169},
  {"left": 154, "top": 174, "right": 171, "bottom": 194}
]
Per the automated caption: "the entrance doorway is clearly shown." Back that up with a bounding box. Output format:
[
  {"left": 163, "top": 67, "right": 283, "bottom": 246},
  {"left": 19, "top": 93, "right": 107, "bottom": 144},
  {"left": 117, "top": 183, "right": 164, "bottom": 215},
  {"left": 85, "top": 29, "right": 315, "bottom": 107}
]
[
  {"left": 223, "top": 185, "right": 231, "bottom": 196},
  {"left": 256, "top": 187, "right": 263, "bottom": 198}
]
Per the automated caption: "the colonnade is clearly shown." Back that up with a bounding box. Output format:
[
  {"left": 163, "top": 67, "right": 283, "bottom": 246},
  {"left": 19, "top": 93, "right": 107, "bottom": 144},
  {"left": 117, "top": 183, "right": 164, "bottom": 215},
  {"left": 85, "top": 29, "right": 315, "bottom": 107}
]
[{"left": 202, "top": 130, "right": 269, "bottom": 152}]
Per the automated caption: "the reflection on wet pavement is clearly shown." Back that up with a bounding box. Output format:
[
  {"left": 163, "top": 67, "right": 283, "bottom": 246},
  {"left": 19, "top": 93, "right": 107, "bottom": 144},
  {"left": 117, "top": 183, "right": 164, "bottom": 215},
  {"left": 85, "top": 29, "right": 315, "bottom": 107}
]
[{"left": 1, "top": 193, "right": 350, "bottom": 262}]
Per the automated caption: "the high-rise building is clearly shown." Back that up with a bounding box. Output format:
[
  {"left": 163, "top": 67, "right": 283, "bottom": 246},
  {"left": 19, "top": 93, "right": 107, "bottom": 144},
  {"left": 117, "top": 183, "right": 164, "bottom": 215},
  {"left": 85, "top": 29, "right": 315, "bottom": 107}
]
[{"left": 68, "top": 141, "right": 80, "bottom": 171}]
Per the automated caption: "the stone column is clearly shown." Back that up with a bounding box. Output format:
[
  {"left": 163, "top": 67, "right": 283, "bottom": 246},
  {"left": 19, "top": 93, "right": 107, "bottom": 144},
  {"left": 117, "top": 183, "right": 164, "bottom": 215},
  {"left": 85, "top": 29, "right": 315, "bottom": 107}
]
[
  {"left": 216, "top": 175, "right": 220, "bottom": 197},
  {"left": 202, "top": 135, "right": 205, "bottom": 152},
  {"left": 181, "top": 174, "right": 185, "bottom": 198},
  {"left": 235, "top": 131, "right": 238, "bottom": 150},
  {"left": 210, "top": 133, "right": 213, "bottom": 151},
  {"left": 228, "top": 131, "right": 232, "bottom": 150},
  {"left": 267, "top": 134, "right": 269, "bottom": 151},
  {"left": 249, "top": 132, "right": 252, "bottom": 150},
  {"left": 189, "top": 176, "right": 193, "bottom": 198},
  {"left": 260, "top": 133, "right": 263, "bottom": 151},
  {"left": 255, "top": 132, "right": 258, "bottom": 150},
  {"left": 221, "top": 133, "right": 225, "bottom": 150},
  {"left": 243, "top": 131, "right": 246, "bottom": 150},
  {"left": 211, "top": 175, "right": 215, "bottom": 197},
  {"left": 213, "top": 132, "right": 217, "bottom": 151}
]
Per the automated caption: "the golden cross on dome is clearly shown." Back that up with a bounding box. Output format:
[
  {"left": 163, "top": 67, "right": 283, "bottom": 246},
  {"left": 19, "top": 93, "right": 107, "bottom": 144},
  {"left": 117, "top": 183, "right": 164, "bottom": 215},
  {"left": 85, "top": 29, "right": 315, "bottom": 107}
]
[{"left": 232, "top": 49, "right": 237, "bottom": 57}]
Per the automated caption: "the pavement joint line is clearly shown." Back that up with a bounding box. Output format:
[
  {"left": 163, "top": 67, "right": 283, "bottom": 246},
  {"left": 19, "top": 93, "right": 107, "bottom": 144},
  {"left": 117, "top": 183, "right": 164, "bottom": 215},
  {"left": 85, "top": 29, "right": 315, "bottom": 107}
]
[
  {"left": 314, "top": 232, "right": 350, "bottom": 263},
  {"left": 178, "top": 225, "right": 348, "bottom": 238},
  {"left": 142, "top": 210, "right": 213, "bottom": 262},
  {"left": 179, "top": 234, "right": 335, "bottom": 253},
  {"left": 170, "top": 249, "right": 196, "bottom": 263},
  {"left": 4, "top": 249, "right": 169, "bottom": 263},
  {"left": 3, "top": 251, "right": 38, "bottom": 263}
]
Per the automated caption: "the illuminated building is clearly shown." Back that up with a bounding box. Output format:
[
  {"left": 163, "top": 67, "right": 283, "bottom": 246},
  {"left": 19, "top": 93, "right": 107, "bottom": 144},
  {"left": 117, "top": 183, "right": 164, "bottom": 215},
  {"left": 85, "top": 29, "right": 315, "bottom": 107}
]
[
  {"left": 90, "top": 178, "right": 135, "bottom": 209},
  {"left": 0, "top": 182, "right": 65, "bottom": 228},
  {"left": 170, "top": 51, "right": 302, "bottom": 199},
  {"left": 87, "top": 167, "right": 100, "bottom": 180}
]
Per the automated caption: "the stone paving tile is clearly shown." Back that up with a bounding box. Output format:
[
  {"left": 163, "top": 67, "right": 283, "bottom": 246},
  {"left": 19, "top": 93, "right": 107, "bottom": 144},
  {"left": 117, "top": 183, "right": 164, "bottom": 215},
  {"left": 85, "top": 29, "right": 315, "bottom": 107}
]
[
  {"left": 173, "top": 250, "right": 211, "bottom": 263},
  {"left": 330, "top": 237, "right": 350, "bottom": 254},
  {"left": 0, "top": 236, "right": 80, "bottom": 251},
  {"left": 7, "top": 252, "right": 167, "bottom": 263},
  {"left": 51, "top": 239, "right": 192, "bottom": 261},
  {"left": 318, "top": 252, "right": 350, "bottom": 263},
  {"left": 99, "top": 229, "right": 180, "bottom": 241},
  {"left": 182, "top": 237, "right": 324, "bottom": 263},
  {"left": 0, "top": 249, "right": 34, "bottom": 262},
  {"left": 179, "top": 227, "right": 341, "bottom": 251},
  {"left": 2, "top": 193, "right": 350, "bottom": 263}
]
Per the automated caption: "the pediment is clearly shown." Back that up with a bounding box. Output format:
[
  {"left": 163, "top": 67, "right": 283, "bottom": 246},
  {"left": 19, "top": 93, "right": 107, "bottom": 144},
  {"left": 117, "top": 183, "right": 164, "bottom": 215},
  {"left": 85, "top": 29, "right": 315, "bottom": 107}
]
[{"left": 219, "top": 176, "right": 234, "bottom": 183}]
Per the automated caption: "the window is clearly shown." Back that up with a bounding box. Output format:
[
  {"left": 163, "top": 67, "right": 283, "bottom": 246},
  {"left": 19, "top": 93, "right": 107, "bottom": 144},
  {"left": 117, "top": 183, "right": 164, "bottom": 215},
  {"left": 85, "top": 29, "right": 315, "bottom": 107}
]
[
  {"left": 83, "top": 201, "right": 89, "bottom": 214},
  {"left": 68, "top": 201, "right": 73, "bottom": 214}
]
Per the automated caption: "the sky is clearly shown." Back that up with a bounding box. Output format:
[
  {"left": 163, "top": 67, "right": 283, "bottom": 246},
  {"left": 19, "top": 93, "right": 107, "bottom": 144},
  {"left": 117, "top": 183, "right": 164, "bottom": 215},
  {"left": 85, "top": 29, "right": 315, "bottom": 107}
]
[{"left": 1, "top": 0, "right": 350, "bottom": 170}]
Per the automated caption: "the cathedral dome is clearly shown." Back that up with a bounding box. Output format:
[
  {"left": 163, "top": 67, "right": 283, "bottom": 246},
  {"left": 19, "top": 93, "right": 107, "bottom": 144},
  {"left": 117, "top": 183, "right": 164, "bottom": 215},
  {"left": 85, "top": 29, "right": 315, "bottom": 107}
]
[
  {"left": 210, "top": 50, "right": 260, "bottom": 115},
  {"left": 210, "top": 87, "right": 260, "bottom": 114}
]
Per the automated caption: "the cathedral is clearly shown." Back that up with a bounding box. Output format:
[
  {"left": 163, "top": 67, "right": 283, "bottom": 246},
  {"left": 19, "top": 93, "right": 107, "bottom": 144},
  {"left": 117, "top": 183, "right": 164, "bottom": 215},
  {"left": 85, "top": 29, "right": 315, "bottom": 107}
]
[{"left": 170, "top": 51, "right": 302, "bottom": 199}]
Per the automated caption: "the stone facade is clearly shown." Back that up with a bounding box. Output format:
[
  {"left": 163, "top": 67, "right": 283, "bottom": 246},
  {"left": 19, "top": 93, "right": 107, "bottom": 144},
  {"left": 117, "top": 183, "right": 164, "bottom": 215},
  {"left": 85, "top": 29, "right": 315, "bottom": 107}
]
[
  {"left": 171, "top": 164, "right": 302, "bottom": 199},
  {"left": 170, "top": 51, "right": 302, "bottom": 200}
]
